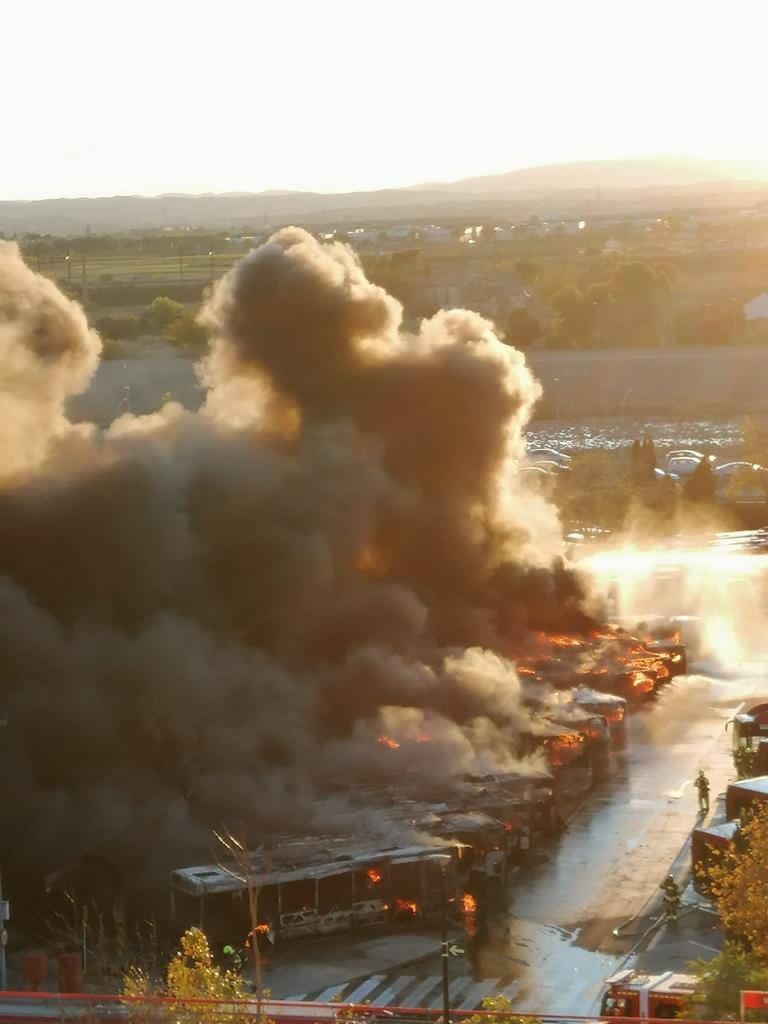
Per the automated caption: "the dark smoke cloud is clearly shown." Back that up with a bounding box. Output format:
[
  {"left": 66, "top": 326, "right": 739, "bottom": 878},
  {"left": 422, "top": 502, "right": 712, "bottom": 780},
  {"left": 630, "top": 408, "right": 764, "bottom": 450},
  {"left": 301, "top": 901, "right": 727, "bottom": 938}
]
[{"left": 0, "top": 230, "right": 589, "bottom": 885}]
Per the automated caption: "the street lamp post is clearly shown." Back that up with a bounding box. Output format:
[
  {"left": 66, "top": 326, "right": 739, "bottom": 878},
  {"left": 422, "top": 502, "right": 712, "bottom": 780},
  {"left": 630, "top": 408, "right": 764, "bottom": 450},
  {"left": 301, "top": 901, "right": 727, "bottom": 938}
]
[
  {"left": 440, "top": 867, "right": 451, "bottom": 1024},
  {"left": 0, "top": 714, "right": 7, "bottom": 991},
  {"left": 0, "top": 869, "right": 7, "bottom": 991},
  {"left": 429, "top": 853, "right": 453, "bottom": 1024}
]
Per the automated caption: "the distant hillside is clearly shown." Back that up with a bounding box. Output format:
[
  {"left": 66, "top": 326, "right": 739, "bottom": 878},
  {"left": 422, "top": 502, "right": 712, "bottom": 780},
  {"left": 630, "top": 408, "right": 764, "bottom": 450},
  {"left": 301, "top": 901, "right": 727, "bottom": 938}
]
[
  {"left": 4, "top": 157, "right": 768, "bottom": 235},
  {"left": 415, "top": 157, "right": 768, "bottom": 194}
]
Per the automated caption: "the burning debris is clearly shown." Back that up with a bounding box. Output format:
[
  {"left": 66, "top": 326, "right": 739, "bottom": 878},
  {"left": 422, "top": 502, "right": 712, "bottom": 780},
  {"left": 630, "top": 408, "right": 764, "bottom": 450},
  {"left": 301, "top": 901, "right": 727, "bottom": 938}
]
[
  {"left": 0, "top": 232, "right": 605, "bottom": 893},
  {"left": 515, "top": 623, "right": 683, "bottom": 703}
]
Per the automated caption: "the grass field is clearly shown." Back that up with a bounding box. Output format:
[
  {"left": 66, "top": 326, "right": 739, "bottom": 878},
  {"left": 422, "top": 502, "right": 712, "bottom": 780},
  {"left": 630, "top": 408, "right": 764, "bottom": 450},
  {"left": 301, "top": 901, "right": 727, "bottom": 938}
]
[{"left": 29, "top": 251, "right": 241, "bottom": 288}]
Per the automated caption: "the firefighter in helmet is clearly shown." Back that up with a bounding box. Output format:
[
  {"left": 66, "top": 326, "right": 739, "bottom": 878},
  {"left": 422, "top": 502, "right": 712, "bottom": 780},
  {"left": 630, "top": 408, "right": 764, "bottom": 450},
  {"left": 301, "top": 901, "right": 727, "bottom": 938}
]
[
  {"left": 695, "top": 769, "right": 710, "bottom": 814},
  {"left": 660, "top": 874, "right": 681, "bottom": 922}
]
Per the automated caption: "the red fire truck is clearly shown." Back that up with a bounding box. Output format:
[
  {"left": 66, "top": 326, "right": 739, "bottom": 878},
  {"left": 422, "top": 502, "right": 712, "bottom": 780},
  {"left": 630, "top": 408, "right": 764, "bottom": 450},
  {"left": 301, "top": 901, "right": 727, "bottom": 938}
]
[{"left": 601, "top": 969, "right": 698, "bottom": 1019}]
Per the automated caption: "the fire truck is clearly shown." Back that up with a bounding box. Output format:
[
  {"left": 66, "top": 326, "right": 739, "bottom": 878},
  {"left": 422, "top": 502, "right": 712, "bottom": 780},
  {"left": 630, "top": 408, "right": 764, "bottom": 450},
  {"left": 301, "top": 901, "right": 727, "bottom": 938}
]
[{"left": 601, "top": 969, "right": 698, "bottom": 1019}]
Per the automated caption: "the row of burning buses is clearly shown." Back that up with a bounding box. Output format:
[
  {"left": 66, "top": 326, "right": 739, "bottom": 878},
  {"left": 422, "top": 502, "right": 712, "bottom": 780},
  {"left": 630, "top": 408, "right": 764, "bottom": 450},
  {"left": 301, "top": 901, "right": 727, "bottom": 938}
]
[{"left": 170, "top": 625, "right": 686, "bottom": 949}]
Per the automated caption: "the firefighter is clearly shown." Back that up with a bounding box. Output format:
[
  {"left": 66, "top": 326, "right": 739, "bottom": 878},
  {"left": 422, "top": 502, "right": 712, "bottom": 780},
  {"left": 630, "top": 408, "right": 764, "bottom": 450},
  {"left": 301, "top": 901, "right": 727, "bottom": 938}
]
[
  {"left": 695, "top": 770, "right": 710, "bottom": 814},
  {"left": 660, "top": 875, "right": 681, "bottom": 922}
]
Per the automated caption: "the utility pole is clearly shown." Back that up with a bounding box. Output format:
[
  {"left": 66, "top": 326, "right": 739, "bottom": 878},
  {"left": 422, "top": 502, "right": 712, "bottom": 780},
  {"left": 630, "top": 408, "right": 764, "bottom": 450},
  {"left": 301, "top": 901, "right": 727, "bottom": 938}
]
[
  {"left": 0, "top": 713, "right": 7, "bottom": 991},
  {"left": 440, "top": 868, "right": 450, "bottom": 1024},
  {"left": 431, "top": 854, "right": 452, "bottom": 1024},
  {"left": 81, "top": 243, "right": 88, "bottom": 307},
  {"left": 0, "top": 868, "right": 8, "bottom": 991}
]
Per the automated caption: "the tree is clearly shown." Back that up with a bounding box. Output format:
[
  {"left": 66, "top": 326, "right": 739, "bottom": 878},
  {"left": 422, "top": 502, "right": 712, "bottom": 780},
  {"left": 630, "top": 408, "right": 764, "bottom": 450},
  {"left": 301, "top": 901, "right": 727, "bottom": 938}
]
[
  {"left": 94, "top": 313, "right": 141, "bottom": 341},
  {"left": 631, "top": 437, "right": 657, "bottom": 486},
  {"left": 676, "top": 302, "right": 745, "bottom": 347},
  {"left": 550, "top": 285, "right": 594, "bottom": 346},
  {"left": 705, "top": 803, "right": 768, "bottom": 958},
  {"left": 685, "top": 944, "right": 768, "bottom": 1021},
  {"left": 465, "top": 995, "right": 538, "bottom": 1024},
  {"left": 124, "top": 924, "right": 246, "bottom": 1000},
  {"left": 143, "top": 296, "right": 186, "bottom": 333},
  {"left": 167, "top": 312, "right": 207, "bottom": 350},
  {"left": 684, "top": 459, "right": 716, "bottom": 503},
  {"left": 504, "top": 308, "right": 542, "bottom": 349}
]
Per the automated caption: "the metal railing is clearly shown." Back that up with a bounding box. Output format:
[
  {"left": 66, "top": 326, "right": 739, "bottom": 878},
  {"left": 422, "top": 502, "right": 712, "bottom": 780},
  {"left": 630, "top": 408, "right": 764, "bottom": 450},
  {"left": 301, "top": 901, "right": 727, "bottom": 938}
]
[{"left": 0, "top": 993, "right": 733, "bottom": 1024}]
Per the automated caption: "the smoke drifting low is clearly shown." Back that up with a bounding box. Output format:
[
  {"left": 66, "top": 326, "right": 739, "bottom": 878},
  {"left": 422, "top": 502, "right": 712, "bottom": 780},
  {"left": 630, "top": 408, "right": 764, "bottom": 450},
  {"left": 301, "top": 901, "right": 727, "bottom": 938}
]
[{"left": 0, "top": 232, "right": 589, "bottom": 880}]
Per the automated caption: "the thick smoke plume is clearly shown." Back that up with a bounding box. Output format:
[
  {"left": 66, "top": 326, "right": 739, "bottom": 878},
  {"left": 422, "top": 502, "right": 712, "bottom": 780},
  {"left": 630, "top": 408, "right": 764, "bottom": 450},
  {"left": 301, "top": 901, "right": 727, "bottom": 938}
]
[{"left": 0, "top": 231, "right": 589, "bottom": 885}]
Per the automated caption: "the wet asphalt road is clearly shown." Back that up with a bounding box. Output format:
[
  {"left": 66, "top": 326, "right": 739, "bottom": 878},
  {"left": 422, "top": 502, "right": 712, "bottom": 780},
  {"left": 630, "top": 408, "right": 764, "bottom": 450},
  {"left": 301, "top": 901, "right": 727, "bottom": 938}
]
[{"left": 474, "top": 674, "right": 744, "bottom": 1013}]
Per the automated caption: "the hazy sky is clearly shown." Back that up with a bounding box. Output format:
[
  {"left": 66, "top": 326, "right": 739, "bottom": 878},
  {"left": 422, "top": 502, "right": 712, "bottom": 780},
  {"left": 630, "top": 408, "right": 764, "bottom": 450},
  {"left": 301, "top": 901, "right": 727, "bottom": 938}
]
[{"left": 5, "top": 0, "right": 767, "bottom": 200}]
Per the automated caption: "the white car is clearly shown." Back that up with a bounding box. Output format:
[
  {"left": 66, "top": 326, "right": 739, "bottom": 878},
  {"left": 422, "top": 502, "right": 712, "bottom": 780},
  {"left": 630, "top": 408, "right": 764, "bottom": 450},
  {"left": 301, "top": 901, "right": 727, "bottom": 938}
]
[{"left": 527, "top": 446, "right": 572, "bottom": 466}]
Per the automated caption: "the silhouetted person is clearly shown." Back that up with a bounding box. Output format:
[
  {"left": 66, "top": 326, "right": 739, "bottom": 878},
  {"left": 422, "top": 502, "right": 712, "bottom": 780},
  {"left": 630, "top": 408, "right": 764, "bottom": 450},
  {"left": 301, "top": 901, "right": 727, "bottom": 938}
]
[
  {"left": 660, "top": 875, "right": 681, "bottom": 922},
  {"left": 695, "top": 770, "right": 710, "bottom": 814}
]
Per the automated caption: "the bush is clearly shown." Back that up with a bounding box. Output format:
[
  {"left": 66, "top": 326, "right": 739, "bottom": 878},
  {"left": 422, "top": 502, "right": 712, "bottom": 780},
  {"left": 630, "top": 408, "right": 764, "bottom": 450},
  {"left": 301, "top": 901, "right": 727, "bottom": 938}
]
[
  {"left": 685, "top": 944, "right": 768, "bottom": 1021},
  {"left": 94, "top": 313, "right": 141, "bottom": 341},
  {"left": 167, "top": 312, "right": 207, "bottom": 350},
  {"left": 143, "top": 296, "right": 186, "bottom": 332}
]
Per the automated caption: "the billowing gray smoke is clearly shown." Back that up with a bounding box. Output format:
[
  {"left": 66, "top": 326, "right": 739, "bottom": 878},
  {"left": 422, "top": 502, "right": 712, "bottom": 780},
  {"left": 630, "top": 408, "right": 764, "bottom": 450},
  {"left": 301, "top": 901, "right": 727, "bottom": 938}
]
[{"left": 0, "top": 232, "right": 589, "bottom": 882}]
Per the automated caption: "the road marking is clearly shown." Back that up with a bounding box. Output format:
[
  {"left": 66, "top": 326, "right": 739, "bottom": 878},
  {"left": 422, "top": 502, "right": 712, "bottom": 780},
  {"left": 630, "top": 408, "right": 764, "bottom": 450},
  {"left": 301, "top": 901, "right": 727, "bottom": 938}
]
[
  {"left": 689, "top": 940, "right": 721, "bottom": 954},
  {"left": 373, "top": 976, "right": 416, "bottom": 1006},
  {"left": 456, "top": 979, "right": 501, "bottom": 1010},
  {"left": 448, "top": 977, "right": 473, "bottom": 1003},
  {"left": 403, "top": 977, "right": 442, "bottom": 1007},
  {"left": 314, "top": 983, "right": 349, "bottom": 1002},
  {"left": 343, "top": 975, "right": 386, "bottom": 1004}
]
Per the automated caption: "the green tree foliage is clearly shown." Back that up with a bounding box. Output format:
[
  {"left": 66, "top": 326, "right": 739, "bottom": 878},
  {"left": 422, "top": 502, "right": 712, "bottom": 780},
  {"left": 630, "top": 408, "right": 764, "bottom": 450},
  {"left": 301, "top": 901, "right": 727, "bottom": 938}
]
[
  {"left": 684, "top": 459, "right": 717, "bottom": 502},
  {"left": 685, "top": 944, "right": 768, "bottom": 1021},
  {"left": 504, "top": 308, "right": 542, "bottom": 349},
  {"left": 742, "top": 416, "right": 768, "bottom": 465},
  {"left": 143, "top": 296, "right": 186, "bottom": 333},
  {"left": 555, "top": 452, "right": 630, "bottom": 531},
  {"left": 550, "top": 284, "right": 595, "bottom": 346},
  {"left": 631, "top": 438, "right": 657, "bottom": 486},
  {"left": 705, "top": 803, "right": 768, "bottom": 958},
  {"left": 94, "top": 313, "right": 141, "bottom": 341},
  {"left": 465, "top": 995, "right": 538, "bottom": 1024},
  {"left": 676, "top": 302, "right": 745, "bottom": 347},
  {"left": 168, "top": 312, "right": 208, "bottom": 350},
  {"left": 123, "top": 926, "right": 248, "bottom": 1022},
  {"left": 735, "top": 745, "right": 758, "bottom": 779}
]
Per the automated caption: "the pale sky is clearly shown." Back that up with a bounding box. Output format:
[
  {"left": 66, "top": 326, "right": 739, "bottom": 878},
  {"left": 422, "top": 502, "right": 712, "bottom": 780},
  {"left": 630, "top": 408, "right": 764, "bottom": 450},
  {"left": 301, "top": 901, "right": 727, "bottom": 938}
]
[{"left": 4, "top": 0, "right": 768, "bottom": 200}]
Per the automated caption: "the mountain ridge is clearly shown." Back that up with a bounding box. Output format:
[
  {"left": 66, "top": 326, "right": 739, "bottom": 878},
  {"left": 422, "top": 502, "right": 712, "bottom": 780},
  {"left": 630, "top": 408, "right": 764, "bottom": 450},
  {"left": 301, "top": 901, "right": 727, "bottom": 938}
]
[{"left": 4, "top": 157, "right": 768, "bottom": 235}]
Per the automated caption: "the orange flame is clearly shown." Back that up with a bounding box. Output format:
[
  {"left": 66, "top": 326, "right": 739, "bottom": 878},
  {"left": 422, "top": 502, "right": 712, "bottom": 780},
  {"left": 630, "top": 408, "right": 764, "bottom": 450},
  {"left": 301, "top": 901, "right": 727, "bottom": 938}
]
[
  {"left": 394, "top": 898, "right": 418, "bottom": 915},
  {"left": 367, "top": 868, "right": 382, "bottom": 885},
  {"left": 538, "top": 632, "right": 585, "bottom": 648},
  {"left": 461, "top": 892, "right": 477, "bottom": 913},
  {"left": 356, "top": 545, "right": 390, "bottom": 577},
  {"left": 378, "top": 735, "right": 400, "bottom": 749},
  {"left": 631, "top": 670, "right": 654, "bottom": 692}
]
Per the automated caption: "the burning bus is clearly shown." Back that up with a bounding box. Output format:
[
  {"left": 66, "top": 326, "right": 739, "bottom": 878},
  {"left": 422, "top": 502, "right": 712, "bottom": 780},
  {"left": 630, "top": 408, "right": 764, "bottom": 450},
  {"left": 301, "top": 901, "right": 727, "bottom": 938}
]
[
  {"left": 573, "top": 685, "right": 628, "bottom": 748},
  {"left": 170, "top": 836, "right": 463, "bottom": 945},
  {"left": 516, "top": 626, "right": 682, "bottom": 706}
]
